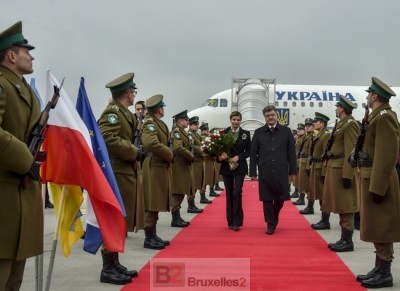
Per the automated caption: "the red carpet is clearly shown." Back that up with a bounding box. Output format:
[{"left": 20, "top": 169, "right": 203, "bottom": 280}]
[{"left": 123, "top": 181, "right": 365, "bottom": 291}]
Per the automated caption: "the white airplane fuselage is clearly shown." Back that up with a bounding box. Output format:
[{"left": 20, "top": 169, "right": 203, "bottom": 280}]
[{"left": 188, "top": 84, "right": 400, "bottom": 130}]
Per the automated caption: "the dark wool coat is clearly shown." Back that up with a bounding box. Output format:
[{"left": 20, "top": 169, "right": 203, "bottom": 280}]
[
  {"left": 219, "top": 127, "right": 251, "bottom": 176},
  {"left": 250, "top": 124, "right": 297, "bottom": 201}
]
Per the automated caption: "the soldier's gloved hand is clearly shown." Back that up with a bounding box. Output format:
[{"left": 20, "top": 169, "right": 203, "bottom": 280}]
[
  {"left": 35, "top": 150, "right": 47, "bottom": 162},
  {"left": 305, "top": 169, "right": 311, "bottom": 176},
  {"left": 27, "top": 161, "right": 41, "bottom": 181},
  {"left": 320, "top": 176, "right": 325, "bottom": 183},
  {"left": 348, "top": 153, "right": 357, "bottom": 168},
  {"left": 342, "top": 178, "right": 352, "bottom": 189},
  {"left": 371, "top": 192, "right": 384, "bottom": 204}
]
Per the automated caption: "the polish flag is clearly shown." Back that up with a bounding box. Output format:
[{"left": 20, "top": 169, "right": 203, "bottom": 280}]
[{"left": 41, "top": 70, "right": 126, "bottom": 252}]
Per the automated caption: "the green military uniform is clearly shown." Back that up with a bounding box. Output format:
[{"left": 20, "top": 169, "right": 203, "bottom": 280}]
[
  {"left": 294, "top": 124, "right": 305, "bottom": 189},
  {"left": 171, "top": 126, "right": 195, "bottom": 207},
  {"left": 355, "top": 77, "right": 400, "bottom": 288},
  {"left": 0, "top": 21, "right": 43, "bottom": 290},
  {"left": 189, "top": 129, "right": 204, "bottom": 191},
  {"left": 99, "top": 73, "right": 143, "bottom": 233},
  {"left": 298, "top": 120, "right": 313, "bottom": 193},
  {"left": 322, "top": 97, "right": 359, "bottom": 251},
  {"left": 309, "top": 114, "right": 331, "bottom": 201},
  {"left": 142, "top": 94, "right": 173, "bottom": 250}
]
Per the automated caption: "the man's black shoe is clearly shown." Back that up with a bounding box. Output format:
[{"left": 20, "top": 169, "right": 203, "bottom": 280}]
[
  {"left": 45, "top": 202, "right": 54, "bottom": 209},
  {"left": 266, "top": 226, "right": 275, "bottom": 235}
]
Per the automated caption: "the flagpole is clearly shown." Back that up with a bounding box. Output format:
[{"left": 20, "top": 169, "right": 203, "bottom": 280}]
[
  {"left": 35, "top": 183, "right": 47, "bottom": 291},
  {"left": 45, "top": 185, "right": 66, "bottom": 291}
]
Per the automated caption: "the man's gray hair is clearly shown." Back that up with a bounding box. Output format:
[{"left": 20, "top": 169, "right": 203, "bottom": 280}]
[{"left": 262, "top": 105, "right": 277, "bottom": 115}]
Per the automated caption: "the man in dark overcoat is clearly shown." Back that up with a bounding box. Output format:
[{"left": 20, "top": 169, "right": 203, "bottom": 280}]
[
  {"left": 352, "top": 77, "right": 400, "bottom": 288},
  {"left": 250, "top": 105, "right": 297, "bottom": 235},
  {"left": 0, "top": 21, "right": 43, "bottom": 290}
]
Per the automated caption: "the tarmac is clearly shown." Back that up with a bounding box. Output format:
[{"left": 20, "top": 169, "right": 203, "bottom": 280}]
[{"left": 21, "top": 183, "right": 400, "bottom": 291}]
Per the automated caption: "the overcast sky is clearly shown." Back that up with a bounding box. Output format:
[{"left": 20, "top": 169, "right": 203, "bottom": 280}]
[{"left": 2, "top": 0, "right": 400, "bottom": 123}]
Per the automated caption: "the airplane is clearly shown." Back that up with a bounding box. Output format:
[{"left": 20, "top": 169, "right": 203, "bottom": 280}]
[{"left": 188, "top": 78, "right": 400, "bottom": 132}]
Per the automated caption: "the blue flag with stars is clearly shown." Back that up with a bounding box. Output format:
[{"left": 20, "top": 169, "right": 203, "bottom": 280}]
[{"left": 76, "top": 77, "right": 126, "bottom": 254}]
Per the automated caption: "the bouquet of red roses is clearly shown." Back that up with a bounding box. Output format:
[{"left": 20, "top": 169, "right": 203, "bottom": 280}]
[{"left": 201, "top": 129, "right": 237, "bottom": 170}]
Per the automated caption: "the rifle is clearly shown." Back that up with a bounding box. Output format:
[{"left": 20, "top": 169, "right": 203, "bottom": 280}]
[
  {"left": 28, "top": 78, "right": 64, "bottom": 158},
  {"left": 24, "top": 78, "right": 64, "bottom": 186},
  {"left": 350, "top": 105, "right": 369, "bottom": 168},
  {"left": 321, "top": 119, "right": 338, "bottom": 166},
  {"left": 133, "top": 113, "right": 145, "bottom": 163},
  {"left": 308, "top": 132, "right": 315, "bottom": 166}
]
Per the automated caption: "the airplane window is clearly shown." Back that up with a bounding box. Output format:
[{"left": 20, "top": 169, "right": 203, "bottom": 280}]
[
  {"left": 220, "top": 98, "right": 228, "bottom": 107},
  {"left": 310, "top": 102, "right": 314, "bottom": 107},
  {"left": 203, "top": 99, "right": 218, "bottom": 107},
  {"left": 292, "top": 101, "right": 296, "bottom": 107},
  {"left": 319, "top": 102, "right": 323, "bottom": 107},
  {"left": 283, "top": 101, "right": 288, "bottom": 107},
  {"left": 275, "top": 101, "right": 279, "bottom": 106},
  {"left": 301, "top": 102, "right": 305, "bottom": 107}
]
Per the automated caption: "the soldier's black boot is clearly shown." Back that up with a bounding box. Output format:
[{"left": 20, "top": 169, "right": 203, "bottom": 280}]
[
  {"left": 171, "top": 210, "right": 189, "bottom": 227},
  {"left": 113, "top": 252, "right": 138, "bottom": 278},
  {"left": 293, "top": 192, "right": 305, "bottom": 205},
  {"left": 214, "top": 183, "right": 224, "bottom": 191},
  {"left": 330, "top": 229, "right": 354, "bottom": 252},
  {"left": 299, "top": 200, "right": 314, "bottom": 215},
  {"left": 200, "top": 192, "right": 212, "bottom": 204},
  {"left": 100, "top": 250, "right": 132, "bottom": 285},
  {"left": 209, "top": 186, "right": 220, "bottom": 197},
  {"left": 357, "top": 255, "right": 380, "bottom": 282},
  {"left": 361, "top": 259, "right": 393, "bottom": 288},
  {"left": 144, "top": 227, "right": 165, "bottom": 250},
  {"left": 290, "top": 188, "right": 299, "bottom": 198},
  {"left": 311, "top": 212, "right": 330, "bottom": 230},
  {"left": 354, "top": 212, "right": 360, "bottom": 230},
  {"left": 187, "top": 198, "right": 203, "bottom": 213},
  {"left": 328, "top": 229, "right": 344, "bottom": 249},
  {"left": 152, "top": 225, "right": 170, "bottom": 246}
]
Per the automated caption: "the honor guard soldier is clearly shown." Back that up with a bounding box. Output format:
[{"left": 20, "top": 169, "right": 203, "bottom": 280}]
[
  {"left": 98, "top": 72, "right": 141, "bottom": 284},
  {"left": 322, "top": 95, "right": 359, "bottom": 251},
  {"left": 170, "top": 110, "right": 195, "bottom": 227},
  {"left": 187, "top": 116, "right": 204, "bottom": 213},
  {"left": 352, "top": 77, "right": 400, "bottom": 288},
  {"left": 308, "top": 112, "right": 331, "bottom": 230},
  {"left": 290, "top": 123, "right": 305, "bottom": 199},
  {"left": 210, "top": 127, "right": 223, "bottom": 196},
  {"left": 294, "top": 118, "right": 314, "bottom": 208},
  {"left": 0, "top": 21, "right": 43, "bottom": 291},
  {"left": 141, "top": 94, "right": 172, "bottom": 250},
  {"left": 199, "top": 122, "right": 214, "bottom": 203}
]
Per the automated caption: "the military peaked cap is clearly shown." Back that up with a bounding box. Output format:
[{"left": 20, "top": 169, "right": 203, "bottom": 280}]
[
  {"left": 297, "top": 123, "right": 305, "bottom": 130},
  {"left": 146, "top": 94, "right": 165, "bottom": 109},
  {"left": 106, "top": 72, "right": 136, "bottom": 93},
  {"left": 0, "top": 21, "right": 34, "bottom": 51},
  {"left": 304, "top": 118, "right": 314, "bottom": 125},
  {"left": 189, "top": 116, "right": 199, "bottom": 125},
  {"left": 314, "top": 112, "right": 330, "bottom": 123},
  {"left": 173, "top": 110, "right": 189, "bottom": 121},
  {"left": 292, "top": 129, "right": 298, "bottom": 135},
  {"left": 336, "top": 94, "right": 356, "bottom": 111},
  {"left": 366, "top": 77, "right": 396, "bottom": 100},
  {"left": 200, "top": 123, "right": 209, "bottom": 130}
]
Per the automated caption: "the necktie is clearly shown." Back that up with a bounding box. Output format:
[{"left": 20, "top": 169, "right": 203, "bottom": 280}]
[{"left": 270, "top": 127, "right": 275, "bottom": 133}]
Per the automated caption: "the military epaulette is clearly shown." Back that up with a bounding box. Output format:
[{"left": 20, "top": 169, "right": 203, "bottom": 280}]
[
  {"left": 144, "top": 116, "right": 154, "bottom": 122},
  {"left": 111, "top": 105, "right": 120, "bottom": 111},
  {"left": 380, "top": 109, "right": 388, "bottom": 115},
  {"left": 347, "top": 119, "right": 354, "bottom": 123}
]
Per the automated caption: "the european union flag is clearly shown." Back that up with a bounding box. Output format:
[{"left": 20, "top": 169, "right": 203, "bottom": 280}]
[{"left": 76, "top": 77, "right": 126, "bottom": 254}]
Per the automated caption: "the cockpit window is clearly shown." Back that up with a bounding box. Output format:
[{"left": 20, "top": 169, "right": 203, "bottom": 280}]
[
  {"left": 220, "top": 98, "right": 228, "bottom": 107},
  {"left": 202, "top": 99, "right": 219, "bottom": 107}
]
